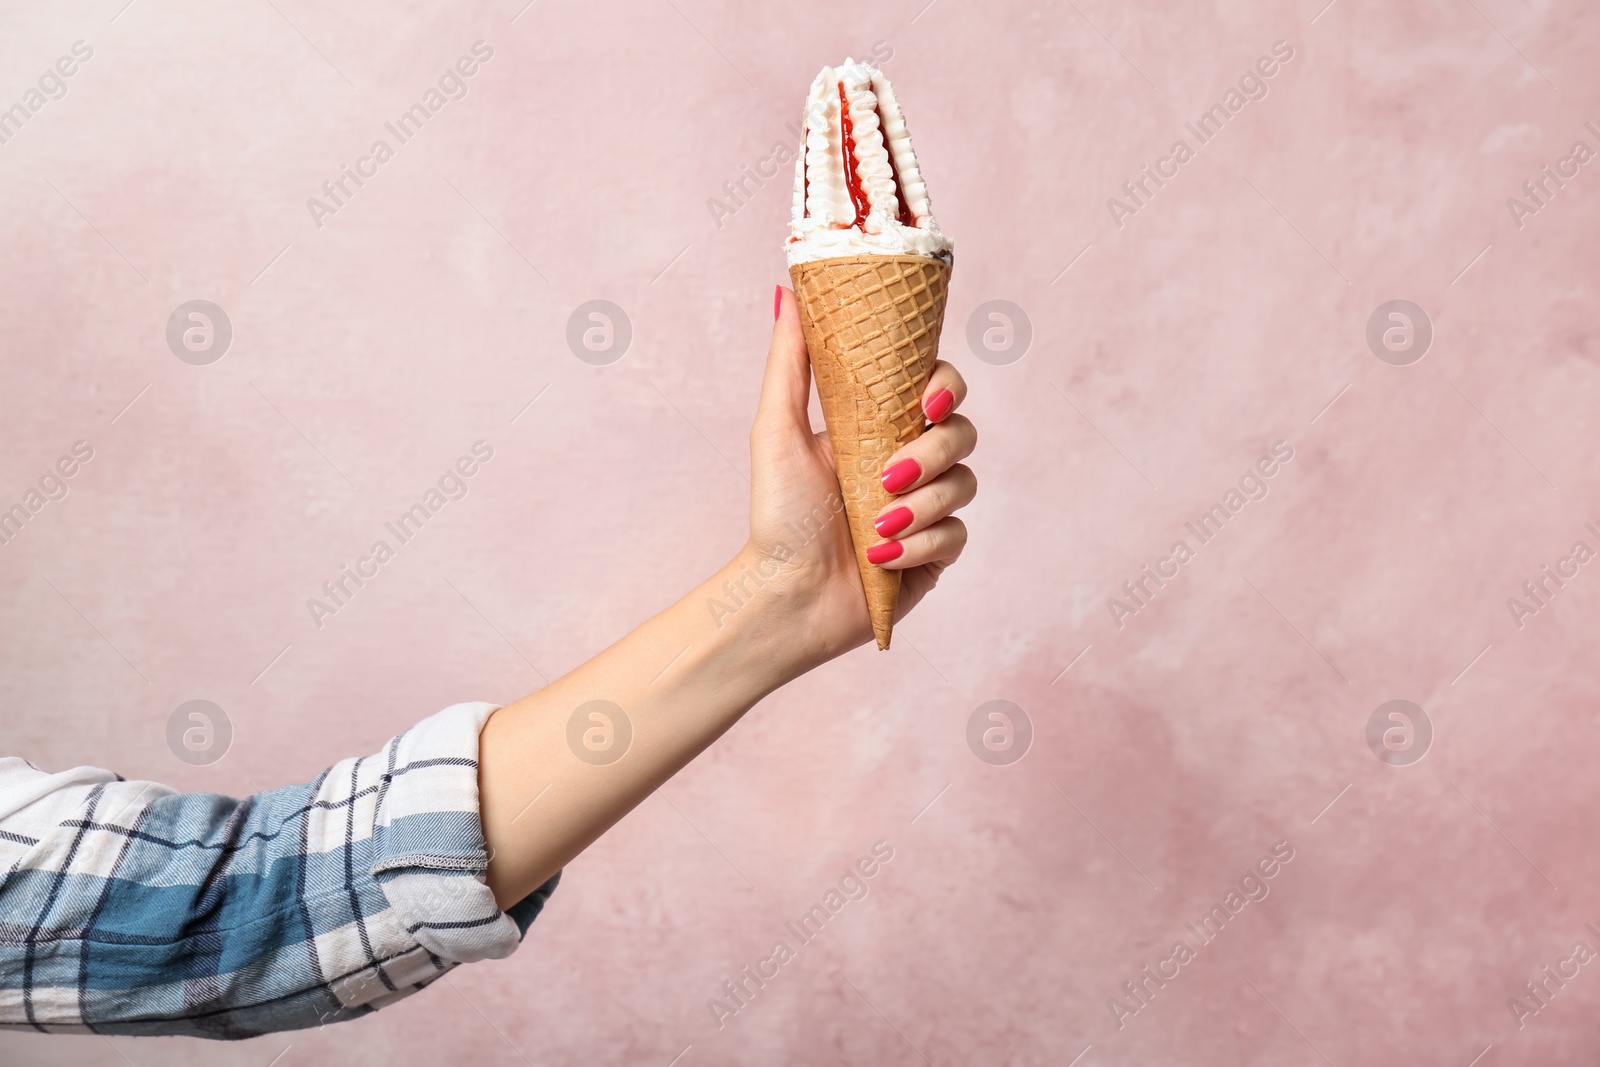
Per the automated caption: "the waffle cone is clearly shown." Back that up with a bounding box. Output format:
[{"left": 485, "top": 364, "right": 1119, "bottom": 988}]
[{"left": 788, "top": 253, "right": 952, "bottom": 650}]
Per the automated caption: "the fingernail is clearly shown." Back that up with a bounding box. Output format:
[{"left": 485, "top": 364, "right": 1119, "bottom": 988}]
[
  {"left": 924, "top": 388, "right": 954, "bottom": 423},
  {"left": 881, "top": 458, "right": 921, "bottom": 494},
  {"left": 773, "top": 285, "right": 783, "bottom": 321},
  {"left": 874, "top": 506, "right": 914, "bottom": 537},
  {"left": 867, "top": 540, "right": 904, "bottom": 565}
]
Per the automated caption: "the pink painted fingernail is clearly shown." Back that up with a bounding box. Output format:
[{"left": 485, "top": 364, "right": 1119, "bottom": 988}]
[
  {"left": 924, "top": 388, "right": 954, "bottom": 423},
  {"left": 874, "top": 506, "right": 913, "bottom": 537},
  {"left": 773, "top": 285, "right": 783, "bottom": 321},
  {"left": 881, "top": 458, "right": 921, "bottom": 494},
  {"left": 867, "top": 540, "right": 904, "bottom": 565}
]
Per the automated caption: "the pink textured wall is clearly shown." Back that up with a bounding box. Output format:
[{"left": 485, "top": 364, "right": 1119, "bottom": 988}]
[{"left": 4, "top": 0, "right": 1599, "bottom": 1063}]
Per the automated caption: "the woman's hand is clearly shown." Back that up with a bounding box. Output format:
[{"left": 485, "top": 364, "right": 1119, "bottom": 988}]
[{"left": 744, "top": 285, "right": 977, "bottom": 669}]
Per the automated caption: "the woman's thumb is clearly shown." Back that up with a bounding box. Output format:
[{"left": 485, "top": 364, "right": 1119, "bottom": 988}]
[{"left": 753, "top": 286, "right": 812, "bottom": 440}]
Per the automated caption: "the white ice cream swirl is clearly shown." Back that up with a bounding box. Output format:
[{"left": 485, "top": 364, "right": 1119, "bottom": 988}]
[{"left": 787, "top": 60, "right": 953, "bottom": 266}]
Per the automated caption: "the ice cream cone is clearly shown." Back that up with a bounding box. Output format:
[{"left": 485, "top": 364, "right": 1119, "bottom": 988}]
[{"left": 788, "top": 252, "right": 952, "bottom": 650}]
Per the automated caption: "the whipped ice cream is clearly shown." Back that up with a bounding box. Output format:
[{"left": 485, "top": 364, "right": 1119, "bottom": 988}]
[{"left": 787, "top": 60, "right": 953, "bottom": 267}]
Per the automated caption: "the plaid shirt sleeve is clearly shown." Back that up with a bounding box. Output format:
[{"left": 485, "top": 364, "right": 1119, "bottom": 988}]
[{"left": 0, "top": 701, "right": 559, "bottom": 1040}]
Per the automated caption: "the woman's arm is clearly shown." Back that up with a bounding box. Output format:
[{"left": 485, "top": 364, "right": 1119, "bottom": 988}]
[
  {"left": 0, "top": 287, "right": 973, "bottom": 1038},
  {"left": 480, "top": 286, "right": 976, "bottom": 907}
]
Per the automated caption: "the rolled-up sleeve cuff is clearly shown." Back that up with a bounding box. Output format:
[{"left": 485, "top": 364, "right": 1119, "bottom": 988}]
[{"left": 368, "top": 701, "right": 558, "bottom": 965}]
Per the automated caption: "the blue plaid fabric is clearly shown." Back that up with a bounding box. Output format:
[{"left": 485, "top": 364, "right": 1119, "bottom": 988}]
[{"left": 0, "top": 701, "right": 557, "bottom": 1039}]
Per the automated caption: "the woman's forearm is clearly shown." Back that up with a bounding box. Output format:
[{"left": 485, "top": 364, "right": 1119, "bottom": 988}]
[{"left": 478, "top": 544, "right": 814, "bottom": 908}]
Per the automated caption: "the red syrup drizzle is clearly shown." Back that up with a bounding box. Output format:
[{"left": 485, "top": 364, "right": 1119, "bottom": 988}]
[
  {"left": 837, "top": 81, "right": 872, "bottom": 229},
  {"left": 801, "top": 107, "right": 810, "bottom": 222},
  {"left": 874, "top": 92, "right": 916, "bottom": 226}
]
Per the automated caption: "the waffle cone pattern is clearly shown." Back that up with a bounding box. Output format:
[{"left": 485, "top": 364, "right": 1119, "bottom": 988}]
[{"left": 788, "top": 253, "right": 952, "bottom": 650}]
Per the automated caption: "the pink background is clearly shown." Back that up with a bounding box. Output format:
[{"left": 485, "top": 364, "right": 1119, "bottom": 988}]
[{"left": 4, "top": 0, "right": 1600, "bottom": 1063}]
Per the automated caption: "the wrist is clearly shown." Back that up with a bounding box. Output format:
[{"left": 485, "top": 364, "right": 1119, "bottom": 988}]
[{"left": 700, "top": 544, "right": 826, "bottom": 684}]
